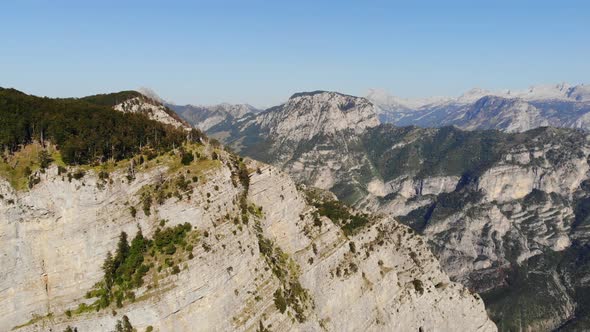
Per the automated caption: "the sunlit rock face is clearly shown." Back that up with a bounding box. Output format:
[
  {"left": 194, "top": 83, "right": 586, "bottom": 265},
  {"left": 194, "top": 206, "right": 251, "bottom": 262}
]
[
  {"left": 0, "top": 149, "right": 494, "bottom": 331},
  {"left": 207, "top": 91, "right": 590, "bottom": 330}
]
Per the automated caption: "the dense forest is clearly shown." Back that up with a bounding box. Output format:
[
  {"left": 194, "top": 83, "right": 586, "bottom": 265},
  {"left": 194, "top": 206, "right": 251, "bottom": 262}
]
[{"left": 0, "top": 88, "right": 202, "bottom": 165}]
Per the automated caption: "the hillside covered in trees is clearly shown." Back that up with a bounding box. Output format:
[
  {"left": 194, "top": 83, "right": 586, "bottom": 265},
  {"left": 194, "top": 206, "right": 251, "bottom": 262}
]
[{"left": 0, "top": 88, "right": 202, "bottom": 165}]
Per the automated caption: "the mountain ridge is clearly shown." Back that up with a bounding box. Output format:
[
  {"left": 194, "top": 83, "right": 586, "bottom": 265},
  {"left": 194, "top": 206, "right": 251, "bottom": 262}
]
[
  {"left": 0, "top": 88, "right": 496, "bottom": 331},
  {"left": 204, "top": 90, "right": 590, "bottom": 330}
]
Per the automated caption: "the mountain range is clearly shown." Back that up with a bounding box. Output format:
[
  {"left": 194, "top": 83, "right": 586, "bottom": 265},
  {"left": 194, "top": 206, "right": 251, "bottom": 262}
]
[
  {"left": 3, "top": 83, "right": 590, "bottom": 331},
  {"left": 0, "top": 88, "right": 495, "bottom": 332},
  {"left": 367, "top": 83, "right": 590, "bottom": 132},
  {"left": 202, "top": 88, "right": 590, "bottom": 331},
  {"left": 169, "top": 103, "right": 260, "bottom": 131}
]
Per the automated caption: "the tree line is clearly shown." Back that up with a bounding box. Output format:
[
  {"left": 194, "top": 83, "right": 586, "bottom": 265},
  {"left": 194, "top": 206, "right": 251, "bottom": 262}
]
[{"left": 0, "top": 87, "right": 203, "bottom": 165}]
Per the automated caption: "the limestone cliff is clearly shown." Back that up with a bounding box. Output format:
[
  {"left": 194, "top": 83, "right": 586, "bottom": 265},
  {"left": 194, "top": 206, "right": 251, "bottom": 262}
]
[
  {"left": 207, "top": 93, "right": 590, "bottom": 330},
  {"left": 0, "top": 145, "right": 495, "bottom": 331}
]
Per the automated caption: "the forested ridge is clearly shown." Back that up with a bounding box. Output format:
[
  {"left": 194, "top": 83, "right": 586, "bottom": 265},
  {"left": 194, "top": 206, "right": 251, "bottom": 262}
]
[{"left": 0, "top": 87, "right": 201, "bottom": 165}]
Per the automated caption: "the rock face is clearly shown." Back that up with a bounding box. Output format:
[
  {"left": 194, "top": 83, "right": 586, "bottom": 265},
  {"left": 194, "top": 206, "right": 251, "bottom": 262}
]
[
  {"left": 114, "top": 95, "right": 192, "bottom": 130},
  {"left": 208, "top": 91, "right": 381, "bottom": 199},
  {"left": 363, "top": 128, "right": 590, "bottom": 331},
  {"left": 170, "top": 103, "right": 259, "bottom": 131},
  {"left": 0, "top": 145, "right": 495, "bottom": 331},
  {"left": 254, "top": 91, "right": 380, "bottom": 141},
  {"left": 207, "top": 95, "right": 590, "bottom": 331},
  {"left": 368, "top": 83, "right": 590, "bottom": 133}
]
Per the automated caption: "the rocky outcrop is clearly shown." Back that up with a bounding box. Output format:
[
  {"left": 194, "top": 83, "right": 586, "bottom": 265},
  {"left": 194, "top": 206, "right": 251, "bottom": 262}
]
[
  {"left": 0, "top": 147, "right": 495, "bottom": 331},
  {"left": 170, "top": 103, "right": 259, "bottom": 131},
  {"left": 254, "top": 91, "right": 379, "bottom": 141},
  {"left": 114, "top": 95, "right": 192, "bottom": 129}
]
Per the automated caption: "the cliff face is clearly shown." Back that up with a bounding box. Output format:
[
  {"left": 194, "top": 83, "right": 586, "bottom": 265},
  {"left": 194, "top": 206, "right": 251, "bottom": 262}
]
[
  {"left": 208, "top": 96, "right": 590, "bottom": 330},
  {"left": 0, "top": 146, "right": 495, "bottom": 331},
  {"left": 360, "top": 129, "right": 590, "bottom": 331}
]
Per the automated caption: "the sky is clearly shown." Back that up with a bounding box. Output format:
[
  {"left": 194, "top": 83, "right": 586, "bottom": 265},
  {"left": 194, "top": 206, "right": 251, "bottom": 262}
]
[{"left": 1, "top": 0, "right": 589, "bottom": 107}]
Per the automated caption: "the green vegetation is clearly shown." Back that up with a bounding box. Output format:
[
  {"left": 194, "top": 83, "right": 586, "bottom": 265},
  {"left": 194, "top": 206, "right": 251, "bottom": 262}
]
[
  {"left": 81, "top": 223, "right": 195, "bottom": 312},
  {"left": 0, "top": 143, "right": 63, "bottom": 190},
  {"left": 11, "top": 312, "right": 53, "bottom": 330},
  {"left": 79, "top": 91, "right": 142, "bottom": 107},
  {"left": 180, "top": 148, "right": 194, "bottom": 165},
  {"left": 315, "top": 199, "right": 370, "bottom": 236},
  {"left": 0, "top": 87, "right": 203, "bottom": 165},
  {"left": 398, "top": 189, "right": 484, "bottom": 232},
  {"left": 303, "top": 188, "right": 371, "bottom": 236},
  {"left": 112, "top": 315, "right": 134, "bottom": 332},
  {"left": 255, "top": 220, "right": 311, "bottom": 322},
  {"left": 364, "top": 125, "right": 588, "bottom": 181}
]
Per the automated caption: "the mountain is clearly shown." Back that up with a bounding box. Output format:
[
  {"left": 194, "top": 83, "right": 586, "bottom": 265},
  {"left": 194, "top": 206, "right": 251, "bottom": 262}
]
[
  {"left": 0, "top": 88, "right": 196, "bottom": 166},
  {"left": 169, "top": 102, "right": 260, "bottom": 131},
  {"left": 208, "top": 91, "right": 380, "bottom": 192},
  {"left": 0, "top": 88, "right": 495, "bottom": 331},
  {"left": 110, "top": 94, "right": 192, "bottom": 130},
  {"left": 79, "top": 90, "right": 192, "bottom": 130},
  {"left": 207, "top": 90, "right": 590, "bottom": 331},
  {"left": 369, "top": 83, "right": 590, "bottom": 132}
]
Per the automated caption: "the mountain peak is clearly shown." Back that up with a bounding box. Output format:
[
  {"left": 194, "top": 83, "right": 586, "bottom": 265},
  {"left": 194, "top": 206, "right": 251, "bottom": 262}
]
[
  {"left": 366, "top": 88, "right": 451, "bottom": 110},
  {"left": 112, "top": 92, "right": 192, "bottom": 129},
  {"left": 289, "top": 90, "right": 357, "bottom": 100},
  {"left": 255, "top": 91, "right": 379, "bottom": 142}
]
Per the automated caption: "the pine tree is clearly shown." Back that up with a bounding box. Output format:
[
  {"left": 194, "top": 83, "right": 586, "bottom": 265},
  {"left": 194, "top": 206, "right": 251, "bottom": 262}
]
[
  {"left": 113, "top": 232, "right": 130, "bottom": 284},
  {"left": 113, "top": 320, "right": 123, "bottom": 332},
  {"left": 102, "top": 251, "right": 115, "bottom": 290},
  {"left": 122, "top": 315, "right": 134, "bottom": 332},
  {"left": 38, "top": 150, "right": 53, "bottom": 169}
]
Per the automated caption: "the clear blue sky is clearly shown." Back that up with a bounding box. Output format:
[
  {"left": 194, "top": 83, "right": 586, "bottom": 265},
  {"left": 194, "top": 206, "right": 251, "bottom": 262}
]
[{"left": 1, "top": 0, "right": 589, "bottom": 107}]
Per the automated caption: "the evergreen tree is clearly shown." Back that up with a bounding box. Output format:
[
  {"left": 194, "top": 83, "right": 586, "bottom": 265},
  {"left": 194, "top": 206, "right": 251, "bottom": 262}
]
[
  {"left": 0, "top": 88, "right": 191, "bottom": 165},
  {"left": 122, "top": 315, "right": 134, "bottom": 332},
  {"left": 113, "top": 232, "right": 130, "bottom": 284},
  {"left": 38, "top": 150, "right": 53, "bottom": 169},
  {"left": 102, "top": 251, "right": 115, "bottom": 290},
  {"left": 113, "top": 315, "right": 134, "bottom": 332}
]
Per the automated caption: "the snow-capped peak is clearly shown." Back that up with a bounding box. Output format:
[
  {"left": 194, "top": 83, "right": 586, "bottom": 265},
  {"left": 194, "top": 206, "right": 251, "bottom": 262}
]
[
  {"left": 366, "top": 88, "right": 450, "bottom": 110},
  {"left": 457, "top": 88, "right": 493, "bottom": 103},
  {"left": 367, "top": 83, "right": 590, "bottom": 112},
  {"left": 567, "top": 84, "right": 590, "bottom": 102}
]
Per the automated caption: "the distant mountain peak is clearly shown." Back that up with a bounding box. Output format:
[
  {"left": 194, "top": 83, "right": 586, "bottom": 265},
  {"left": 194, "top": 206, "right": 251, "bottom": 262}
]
[
  {"left": 457, "top": 87, "right": 493, "bottom": 103},
  {"left": 368, "top": 83, "right": 590, "bottom": 110},
  {"left": 256, "top": 90, "right": 379, "bottom": 141},
  {"left": 289, "top": 90, "right": 358, "bottom": 100},
  {"left": 366, "top": 88, "right": 451, "bottom": 110},
  {"left": 168, "top": 102, "right": 260, "bottom": 131}
]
